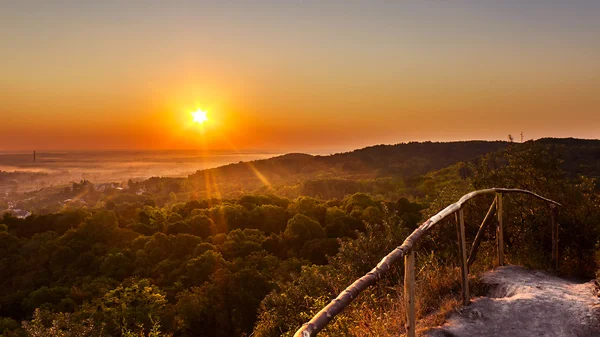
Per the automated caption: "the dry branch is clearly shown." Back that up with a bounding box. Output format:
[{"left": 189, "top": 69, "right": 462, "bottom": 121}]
[{"left": 468, "top": 198, "right": 497, "bottom": 268}]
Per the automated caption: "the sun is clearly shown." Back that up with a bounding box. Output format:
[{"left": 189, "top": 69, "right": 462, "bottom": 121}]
[{"left": 191, "top": 109, "right": 208, "bottom": 124}]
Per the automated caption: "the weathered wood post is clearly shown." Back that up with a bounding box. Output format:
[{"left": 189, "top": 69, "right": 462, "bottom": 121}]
[
  {"left": 404, "top": 250, "right": 416, "bottom": 337},
  {"left": 496, "top": 192, "right": 505, "bottom": 266},
  {"left": 551, "top": 205, "right": 559, "bottom": 270},
  {"left": 468, "top": 197, "right": 497, "bottom": 268},
  {"left": 456, "top": 208, "right": 469, "bottom": 305}
]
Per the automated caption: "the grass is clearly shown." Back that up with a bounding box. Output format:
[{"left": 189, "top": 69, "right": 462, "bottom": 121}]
[
  {"left": 342, "top": 241, "right": 501, "bottom": 337},
  {"left": 342, "top": 260, "right": 490, "bottom": 336}
]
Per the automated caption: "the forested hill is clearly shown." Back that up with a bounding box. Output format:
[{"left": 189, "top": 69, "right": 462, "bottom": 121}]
[
  {"left": 535, "top": 138, "right": 600, "bottom": 178},
  {"left": 7, "top": 138, "right": 600, "bottom": 212},
  {"left": 185, "top": 138, "right": 600, "bottom": 196},
  {"left": 189, "top": 141, "right": 509, "bottom": 184}
]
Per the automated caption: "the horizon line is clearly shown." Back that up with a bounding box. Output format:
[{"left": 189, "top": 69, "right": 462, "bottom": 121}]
[{"left": 0, "top": 136, "right": 597, "bottom": 155}]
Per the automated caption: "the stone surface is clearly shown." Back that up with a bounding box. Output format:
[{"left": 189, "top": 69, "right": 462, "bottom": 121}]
[{"left": 426, "top": 266, "right": 600, "bottom": 337}]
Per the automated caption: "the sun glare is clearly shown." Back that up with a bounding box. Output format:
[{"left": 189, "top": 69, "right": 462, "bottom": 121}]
[{"left": 192, "top": 109, "right": 208, "bottom": 124}]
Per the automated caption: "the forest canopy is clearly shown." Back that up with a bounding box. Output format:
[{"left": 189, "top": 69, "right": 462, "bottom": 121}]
[{"left": 1, "top": 139, "right": 599, "bottom": 337}]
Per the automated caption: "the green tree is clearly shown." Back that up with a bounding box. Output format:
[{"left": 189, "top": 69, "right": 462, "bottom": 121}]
[
  {"left": 22, "top": 308, "right": 104, "bottom": 337},
  {"left": 288, "top": 197, "right": 326, "bottom": 224},
  {"left": 143, "top": 233, "right": 171, "bottom": 265},
  {"left": 100, "top": 252, "right": 134, "bottom": 281},
  {"left": 184, "top": 250, "right": 226, "bottom": 286},
  {"left": 91, "top": 279, "right": 169, "bottom": 336},
  {"left": 283, "top": 214, "right": 324, "bottom": 249},
  {"left": 248, "top": 205, "right": 290, "bottom": 234},
  {"left": 186, "top": 214, "right": 216, "bottom": 238},
  {"left": 344, "top": 193, "right": 380, "bottom": 213},
  {"left": 193, "top": 242, "right": 217, "bottom": 256},
  {"left": 165, "top": 221, "right": 192, "bottom": 235},
  {"left": 78, "top": 211, "right": 119, "bottom": 244},
  {"left": 218, "top": 229, "right": 265, "bottom": 260},
  {"left": 169, "top": 234, "right": 203, "bottom": 259}
]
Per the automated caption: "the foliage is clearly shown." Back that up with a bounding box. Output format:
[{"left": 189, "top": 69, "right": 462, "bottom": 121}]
[
  {"left": 470, "top": 142, "right": 600, "bottom": 276},
  {"left": 91, "top": 279, "right": 169, "bottom": 335},
  {"left": 1, "top": 139, "right": 600, "bottom": 337},
  {"left": 21, "top": 308, "right": 104, "bottom": 337},
  {"left": 0, "top": 191, "right": 401, "bottom": 337}
]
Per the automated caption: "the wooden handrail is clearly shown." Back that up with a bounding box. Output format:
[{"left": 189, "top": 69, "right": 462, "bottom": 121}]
[{"left": 293, "top": 188, "right": 560, "bottom": 337}]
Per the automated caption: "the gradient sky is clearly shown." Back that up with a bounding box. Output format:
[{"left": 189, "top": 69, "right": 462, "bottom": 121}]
[{"left": 1, "top": 0, "right": 599, "bottom": 152}]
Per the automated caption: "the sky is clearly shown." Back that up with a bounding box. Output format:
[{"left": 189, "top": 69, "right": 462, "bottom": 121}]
[{"left": 1, "top": 0, "right": 599, "bottom": 152}]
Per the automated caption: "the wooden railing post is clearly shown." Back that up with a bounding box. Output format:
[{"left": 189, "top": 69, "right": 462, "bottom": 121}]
[
  {"left": 468, "top": 197, "right": 497, "bottom": 268},
  {"left": 496, "top": 192, "right": 505, "bottom": 266},
  {"left": 456, "top": 208, "right": 469, "bottom": 305},
  {"left": 551, "top": 205, "right": 559, "bottom": 270},
  {"left": 404, "top": 250, "right": 416, "bottom": 337}
]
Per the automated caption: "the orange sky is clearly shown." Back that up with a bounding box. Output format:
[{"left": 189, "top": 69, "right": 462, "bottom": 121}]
[{"left": 1, "top": 1, "right": 599, "bottom": 152}]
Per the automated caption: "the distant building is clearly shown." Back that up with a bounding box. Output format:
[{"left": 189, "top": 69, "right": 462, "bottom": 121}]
[{"left": 9, "top": 209, "right": 31, "bottom": 219}]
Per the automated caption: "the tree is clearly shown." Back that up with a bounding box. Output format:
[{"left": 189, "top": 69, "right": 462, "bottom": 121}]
[
  {"left": 176, "top": 267, "right": 273, "bottom": 337},
  {"left": 283, "top": 214, "right": 324, "bottom": 249},
  {"left": 184, "top": 251, "right": 225, "bottom": 286},
  {"left": 0, "top": 317, "right": 19, "bottom": 336},
  {"left": 324, "top": 207, "right": 359, "bottom": 238},
  {"left": 471, "top": 143, "right": 600, "bottom": 276},
  {"left": 361, "top": 206, "right": 383, "bottom": 225},
  {"left": 78, "top": 211, "right": 119, "bottom": 244},
  {"left": 100, "top": 252, "right": 134, "bottom": 281},
  {"left": 262, "top": 233, "right": 286, "bottom": 258},
  {"left": 253, "top": 265, "right": 342, "bottom": 337},
  {"left": 288, "top": 197, "right": 326, "bottom": 224},
  {"left": 193, "top": 242, "right": 217, "bottom": 256},
  {"left": 206, "top": 204, "right": 249, "bottom": 233},
  {"left": 22, "top": 308, "right": 104, "bottom": 337},
  {"left": 186, "top": 214, "right": 217, "bottom": 238},
  {"left": 169, "top": 234, "right": 203, "bottom": 259},
  {"left": 22, "top": 286, "right": 70, "bottom": 313},
  {"left": 218, "top": 229, "right": 265, "bottom": 261},
  {"left": 248, "top": 205, "right": 290, "bottom": 234},
  {"left": 344, "top": 193, "right": 379, "bottom": 213},
  {"left": 138, "top": 207, "right": 166, "bottom": 233},
  {"left": 143, "top": 233, "right": 171, "bottom": 265},
  {"left": 299, "top": 238, "right": 340, "bottom": 265},
  {"left": 91, "top": 279, "right": 169, "bottom": 336},
  {"left": 165, "top": 221, "right": 192, "bottom": 235}
]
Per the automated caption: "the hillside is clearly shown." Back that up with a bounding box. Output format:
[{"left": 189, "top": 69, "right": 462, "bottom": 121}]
[
  {"left": 182, "top": 141, "right": 508, "bottom": 198},
  {"left": 6, "top": 138, "right": 600, "bottom": 213},
  {"left": 536, "top": 138, "right": 600, "bottom": 178},
  {"left": 181, "top": 138, "right": 600, "bottom": 199},
  {"left": 192, "top": 141, "right": 508, "bottom": 181}
]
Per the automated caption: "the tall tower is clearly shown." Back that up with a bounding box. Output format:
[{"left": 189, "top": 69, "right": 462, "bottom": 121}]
[{"left": 33, "top": 150, "right": 36, "bottom": 163}]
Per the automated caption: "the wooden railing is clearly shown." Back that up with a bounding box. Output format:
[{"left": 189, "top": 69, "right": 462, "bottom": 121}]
[{"left": 293, "top": 188, "right": 560, "bottom": 337}]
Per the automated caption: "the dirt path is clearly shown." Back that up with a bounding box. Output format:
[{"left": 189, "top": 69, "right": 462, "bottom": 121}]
[{"left": 426, "top": 266, "right": 600, "bottom": 337}]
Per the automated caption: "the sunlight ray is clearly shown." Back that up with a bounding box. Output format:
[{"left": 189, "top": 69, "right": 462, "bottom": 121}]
[{"left": 245, "top": 162, "right": 273, "bottom": 190}]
